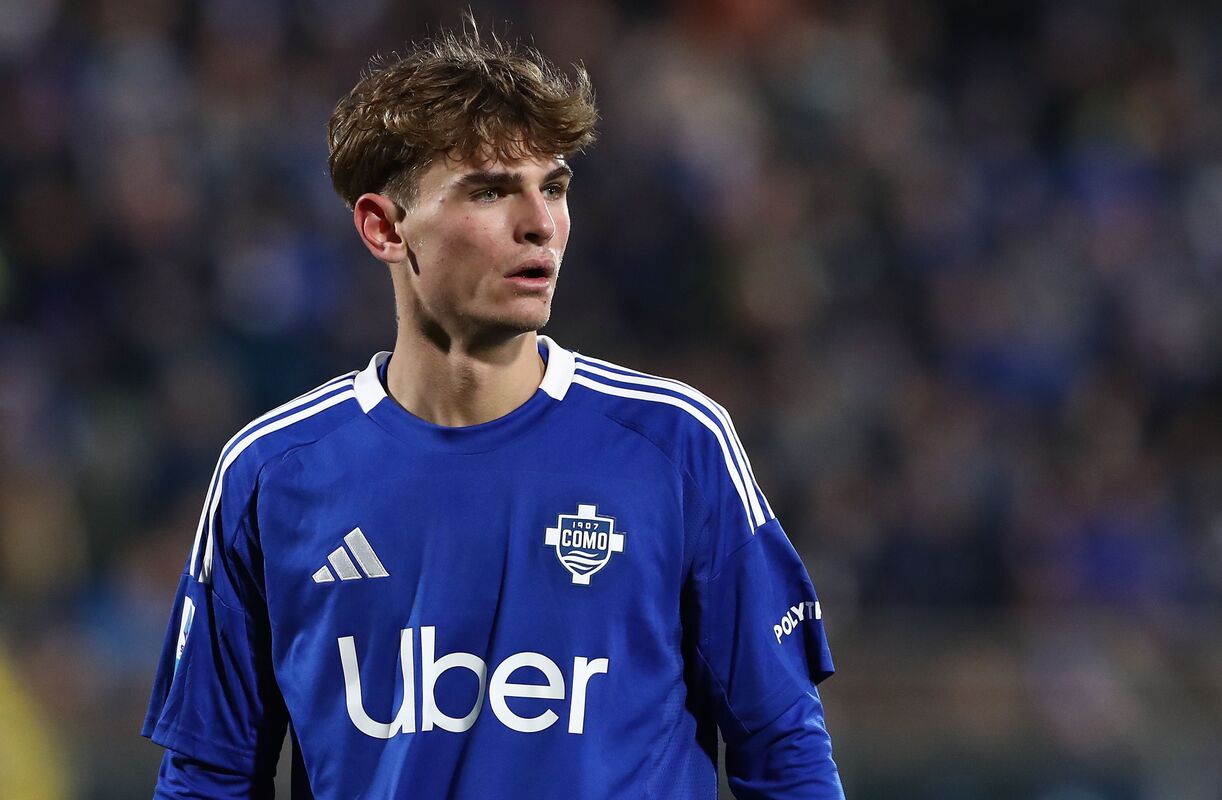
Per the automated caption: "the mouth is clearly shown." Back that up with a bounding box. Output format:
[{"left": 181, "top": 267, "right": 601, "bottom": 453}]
[
  {"left": 505, "top": 260, "right": 557, "bottom": 280},
  {"left": 504, "top": 259, "right": 557, "bottom": 291}
]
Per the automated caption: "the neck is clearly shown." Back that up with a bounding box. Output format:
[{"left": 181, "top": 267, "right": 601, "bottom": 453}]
[{"left": 384, "top": 326, "right": 546, "bottom": 427}]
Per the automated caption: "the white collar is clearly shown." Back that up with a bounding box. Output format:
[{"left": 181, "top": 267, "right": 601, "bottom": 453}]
[{"left": 353, "top": 334, "right": 574, "bottom": 414}]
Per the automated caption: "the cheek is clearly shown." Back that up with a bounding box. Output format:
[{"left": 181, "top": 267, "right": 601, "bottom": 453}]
[
  {"left": 553, "top": 206, "right": 572, "bottom": 248},
  {"left": 419, "top": 218, "right": 497, "bottom": 290}
]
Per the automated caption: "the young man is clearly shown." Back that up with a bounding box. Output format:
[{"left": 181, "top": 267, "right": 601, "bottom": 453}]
[{"left": 144, "top": 26, "right": 844, "bottom": 799}]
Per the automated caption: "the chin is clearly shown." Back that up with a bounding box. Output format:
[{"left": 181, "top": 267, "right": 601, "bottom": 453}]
[
  {"left": 512, "top": 313, "right": 551, "bottom": 334},
  {"left": 478, "top": 312, "right": 550, "bottom": 339},
  {"left": 496, "top": 303, "right": 552, "bottom": 334}
]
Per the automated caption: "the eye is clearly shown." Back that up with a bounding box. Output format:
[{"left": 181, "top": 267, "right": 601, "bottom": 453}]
[
  {"left": 543, "top": 183, "right": 568, "bottom": 199},
  {"left": 473, "top": 188, "right": 503, "bottom": 202}
]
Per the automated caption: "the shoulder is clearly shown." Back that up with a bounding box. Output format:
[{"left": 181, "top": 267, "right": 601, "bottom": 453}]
[
  {"left": 566, "top": 349, "right": 731, "bottom": 451},
  {"left": 215, "top": 368, "right": 365, "bottom": 489},
  {"left": 188, "top": 366, "right": 367, "bottom": 582},
  {"left": 565, "top": 348, "right": 774, "bottom": 531}
]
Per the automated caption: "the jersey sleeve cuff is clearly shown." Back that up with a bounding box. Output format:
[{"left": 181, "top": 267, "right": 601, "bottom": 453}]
[{"left": 143, "top": 714, "right": 261, "bottom": 777}]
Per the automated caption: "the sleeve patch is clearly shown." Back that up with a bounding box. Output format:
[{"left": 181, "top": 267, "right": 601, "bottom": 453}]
[{"left": 174, "top": 596, "right": 196, "bottom": 675}]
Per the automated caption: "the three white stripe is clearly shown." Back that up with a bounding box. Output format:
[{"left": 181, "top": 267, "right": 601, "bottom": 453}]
[
  {"left": 191, "top": 374, "right": 357, "bottom": 582},
  {"left": 571, "top": 355, "right": 773, "bottom": 534},
  {"left": 314, "top": 528, "right": 389, "bottom": 583}
]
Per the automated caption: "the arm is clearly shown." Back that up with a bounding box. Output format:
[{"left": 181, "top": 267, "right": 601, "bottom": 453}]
[
  {"left": 693, "top": 519, "right": 844, "bottom": 799},
  {"left": 154, "top": 750, "right": 275, "bottom": 800},
  {"left": 143, "top": 458, "right": 288, "bottom": 796},
  {"left": 723, "top": 689, "right": 842, "bottom": 799}
]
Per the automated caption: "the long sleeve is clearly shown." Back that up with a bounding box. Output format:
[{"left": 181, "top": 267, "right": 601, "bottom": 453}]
[
  {"left": 691, "top": 516, "right": 844, "bottom": 799},
  {"left": 142, "top": 447, "right": 288, "bottom": 792},
  {"left": 723, "top": 688, "right": 843, "bottom": 799},
  {"left": 154, "top": 750, "right": 275, "bottom": 799}
]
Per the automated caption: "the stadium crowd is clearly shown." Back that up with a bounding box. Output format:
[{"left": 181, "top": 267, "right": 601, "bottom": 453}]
[{"left": 1, "top": 1, "right": 1219, "bottom": 797}]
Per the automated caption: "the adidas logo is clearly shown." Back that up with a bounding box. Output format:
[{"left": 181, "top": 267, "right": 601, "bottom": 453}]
[{"left": 313, "top": 528, "right": 389, "bottom": 583}]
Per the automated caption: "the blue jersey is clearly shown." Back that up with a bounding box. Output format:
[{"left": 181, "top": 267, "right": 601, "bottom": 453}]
[{"left": 143, "top": 336, "right": 843, "bottom": 799}]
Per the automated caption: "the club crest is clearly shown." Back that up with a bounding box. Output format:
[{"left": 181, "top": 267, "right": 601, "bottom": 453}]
[{"left": 544, "top": 504, "right": 625, "bottom": 585}]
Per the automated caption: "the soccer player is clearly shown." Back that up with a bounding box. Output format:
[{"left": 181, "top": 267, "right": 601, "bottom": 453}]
[{"left": 143, "top": 24, "right": 844, "bottom": 800}]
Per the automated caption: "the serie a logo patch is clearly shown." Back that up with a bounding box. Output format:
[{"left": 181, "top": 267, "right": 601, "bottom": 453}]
[
  {"left": 544, "top": 504, "right": 625, "bottom": 585},
  {"left": 174, "top": 597, "right": 196, "bottom": 675}
]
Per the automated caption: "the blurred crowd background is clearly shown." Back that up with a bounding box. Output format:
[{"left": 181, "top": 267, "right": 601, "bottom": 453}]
[{"left": 2, "top": 0, "right": 1221, "bottom": 797}]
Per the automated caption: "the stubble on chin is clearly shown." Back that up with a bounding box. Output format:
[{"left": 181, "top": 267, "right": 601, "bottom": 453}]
[{"left": 492, "top": 301, "right": 553, "bottom": 336}]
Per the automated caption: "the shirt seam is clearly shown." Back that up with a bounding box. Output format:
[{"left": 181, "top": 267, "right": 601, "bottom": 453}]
[
  {"left": 691, "top": 640, "right": 751, "bottom": 739},
  {"left": 586, "top": 406, "right": 713, "bottom": 577},
  {"left": 203, "top": 395, "right": 364, "bottom": 592},
  {"left": 148, "top": 718, "right": 259, "bottom": 771},
  {"left": 259, "top": 408, "right": 369, "bottom": 487}
]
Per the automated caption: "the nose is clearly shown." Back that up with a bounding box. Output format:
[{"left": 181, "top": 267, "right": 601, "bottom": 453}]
[{"left": 515, "top": 191, "right": 555, "bottom": 246}]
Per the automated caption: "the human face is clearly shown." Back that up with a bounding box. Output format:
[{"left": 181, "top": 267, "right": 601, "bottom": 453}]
[{"left": 396, "top": 152, "right": 572, "bottom": 345}]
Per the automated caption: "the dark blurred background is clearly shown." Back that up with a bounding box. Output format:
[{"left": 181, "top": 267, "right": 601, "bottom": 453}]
[{"left": 2, "top": 0, "right": 1221, "bottom": 797}]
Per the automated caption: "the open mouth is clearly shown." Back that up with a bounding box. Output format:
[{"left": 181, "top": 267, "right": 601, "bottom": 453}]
[{"left": 506, "top": 260, "right": 556, "bottom": 284}]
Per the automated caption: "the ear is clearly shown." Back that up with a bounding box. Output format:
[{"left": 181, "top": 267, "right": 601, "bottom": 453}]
[{"left": 353, "top": 193, "right": 408, "bottom": 265}]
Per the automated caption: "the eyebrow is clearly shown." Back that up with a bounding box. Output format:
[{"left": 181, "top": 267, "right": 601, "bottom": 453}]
[{"left": 454, "top": 163, "right": 574, "bottom": 190}]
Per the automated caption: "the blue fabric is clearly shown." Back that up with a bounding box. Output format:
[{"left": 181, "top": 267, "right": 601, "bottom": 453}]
[
  {"left": 144, "top": 337, "right": 841, "bottom": 798},
  {"left": 725, "top": 690, "right": 844, "bottom": 799},
  {"left": 154, "top": 750, "right": 274, "bottom": 799}
]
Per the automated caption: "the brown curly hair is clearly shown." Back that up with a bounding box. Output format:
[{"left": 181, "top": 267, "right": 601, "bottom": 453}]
[{"left": 327, "top": 23, "right": 599, "bottom": 209}]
